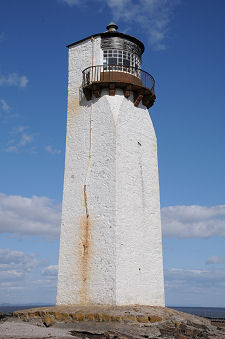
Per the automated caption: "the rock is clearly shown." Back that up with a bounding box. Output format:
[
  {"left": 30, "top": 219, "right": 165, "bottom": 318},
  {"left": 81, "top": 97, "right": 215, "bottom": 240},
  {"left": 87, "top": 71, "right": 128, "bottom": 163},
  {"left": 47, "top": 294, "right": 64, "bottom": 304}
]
[
  {"left": 43, "top": 313, "right": 55, "bottom": 327},
  {"left": 149, "top": 315, "right": 162, "bottom": 323},
  {"left": 12, "top": 305, "right": 225, "bottom": 338}
]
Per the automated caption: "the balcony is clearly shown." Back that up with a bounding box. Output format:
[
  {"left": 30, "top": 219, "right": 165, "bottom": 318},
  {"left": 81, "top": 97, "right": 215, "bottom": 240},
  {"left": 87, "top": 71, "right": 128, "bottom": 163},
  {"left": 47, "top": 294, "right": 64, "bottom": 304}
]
[{"left": 82, "top": 65, "right": 156, "bottom": 109}]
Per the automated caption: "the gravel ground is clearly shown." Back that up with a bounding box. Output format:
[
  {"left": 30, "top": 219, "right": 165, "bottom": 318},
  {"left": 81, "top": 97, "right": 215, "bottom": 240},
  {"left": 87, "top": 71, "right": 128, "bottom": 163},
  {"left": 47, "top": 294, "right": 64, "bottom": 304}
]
[{"left": 0, "top": 320, "right": 78, "bottom": 338}]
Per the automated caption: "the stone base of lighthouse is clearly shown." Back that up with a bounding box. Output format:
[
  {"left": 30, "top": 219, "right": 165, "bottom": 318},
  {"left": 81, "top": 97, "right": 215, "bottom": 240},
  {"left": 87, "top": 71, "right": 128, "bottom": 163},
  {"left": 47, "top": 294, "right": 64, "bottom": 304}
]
[{"left": 57, "top": 90, "right": 165, "bottom": 307}]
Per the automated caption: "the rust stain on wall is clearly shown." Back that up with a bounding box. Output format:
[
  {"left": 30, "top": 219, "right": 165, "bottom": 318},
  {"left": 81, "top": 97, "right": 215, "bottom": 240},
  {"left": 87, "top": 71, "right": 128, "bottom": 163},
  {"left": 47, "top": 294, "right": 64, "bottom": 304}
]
[{"left": 79, "top": 214, "right": 92, "bottom": 305}]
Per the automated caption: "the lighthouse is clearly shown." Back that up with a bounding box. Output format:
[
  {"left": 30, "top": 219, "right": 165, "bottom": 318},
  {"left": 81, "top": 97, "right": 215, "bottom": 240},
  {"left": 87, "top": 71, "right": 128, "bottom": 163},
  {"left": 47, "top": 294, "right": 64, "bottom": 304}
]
[{"left": 57, "top": 23, "right": 165, "bottom": 307}]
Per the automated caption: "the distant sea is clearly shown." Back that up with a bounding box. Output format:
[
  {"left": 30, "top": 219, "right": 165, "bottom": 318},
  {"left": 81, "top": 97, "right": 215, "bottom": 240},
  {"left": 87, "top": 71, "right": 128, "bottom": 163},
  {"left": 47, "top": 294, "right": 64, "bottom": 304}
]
[
  {"left": 169, "top": 306, "right": 225, "bottom": 319},
  {"left": 0, "top": 305, "right": 225, "bottom": 319},
  {"left": 0, "top": 305, "right": 53, "bottom": 314}
]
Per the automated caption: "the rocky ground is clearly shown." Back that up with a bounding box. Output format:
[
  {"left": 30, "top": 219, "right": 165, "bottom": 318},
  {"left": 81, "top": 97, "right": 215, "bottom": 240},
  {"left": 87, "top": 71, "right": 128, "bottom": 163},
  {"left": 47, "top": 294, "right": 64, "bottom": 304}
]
[{"left": 0, "top": 305, "right": 224, "bottom": 338}]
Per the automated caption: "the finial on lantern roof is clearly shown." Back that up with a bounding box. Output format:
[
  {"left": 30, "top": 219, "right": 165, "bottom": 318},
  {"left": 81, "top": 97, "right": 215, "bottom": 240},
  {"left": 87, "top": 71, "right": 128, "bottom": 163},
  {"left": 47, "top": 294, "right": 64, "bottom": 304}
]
[{"left": 106, "top": 21, "right": 118, "bottom": 32}]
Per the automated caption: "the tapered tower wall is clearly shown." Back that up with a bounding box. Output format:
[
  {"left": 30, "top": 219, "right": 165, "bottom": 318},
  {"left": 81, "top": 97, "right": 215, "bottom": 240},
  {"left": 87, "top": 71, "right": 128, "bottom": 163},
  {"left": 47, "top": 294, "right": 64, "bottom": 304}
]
[
  {"left": 57, "top": 34, "right": 165, "bottom": 306},
  {"left": 114, "top": 93, "right": 164, "bottom": 306}
]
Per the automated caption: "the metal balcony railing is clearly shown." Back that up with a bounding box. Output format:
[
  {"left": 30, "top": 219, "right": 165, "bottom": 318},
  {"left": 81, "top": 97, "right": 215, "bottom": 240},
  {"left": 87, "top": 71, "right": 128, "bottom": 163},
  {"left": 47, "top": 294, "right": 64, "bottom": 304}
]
[{"left": 82, "top": 65, "right": 155, "bottom": 93}]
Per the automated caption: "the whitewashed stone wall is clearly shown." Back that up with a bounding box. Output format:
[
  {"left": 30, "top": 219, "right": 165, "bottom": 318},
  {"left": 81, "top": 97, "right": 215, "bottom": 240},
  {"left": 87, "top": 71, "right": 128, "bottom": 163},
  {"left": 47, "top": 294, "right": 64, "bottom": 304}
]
[{"left": 57, "top": 36, "right": 165, "bottom": 306}]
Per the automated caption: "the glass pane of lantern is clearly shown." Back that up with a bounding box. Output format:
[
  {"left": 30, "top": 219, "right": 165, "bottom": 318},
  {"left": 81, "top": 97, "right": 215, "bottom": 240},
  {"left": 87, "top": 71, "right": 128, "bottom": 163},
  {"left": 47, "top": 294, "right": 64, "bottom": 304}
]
[
  {"left": 123, "top": 58, "right": 130, "bottom": 67},
  {"left": 108, "top": 57, "right": 117, "bottom": 65}
]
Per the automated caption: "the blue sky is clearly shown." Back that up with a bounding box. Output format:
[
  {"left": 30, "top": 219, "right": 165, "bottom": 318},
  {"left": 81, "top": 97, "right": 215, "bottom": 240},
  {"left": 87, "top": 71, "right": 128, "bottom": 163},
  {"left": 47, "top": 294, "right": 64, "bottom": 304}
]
[{"left": 0, "top": 0, "right": 225, "bottom": 307}]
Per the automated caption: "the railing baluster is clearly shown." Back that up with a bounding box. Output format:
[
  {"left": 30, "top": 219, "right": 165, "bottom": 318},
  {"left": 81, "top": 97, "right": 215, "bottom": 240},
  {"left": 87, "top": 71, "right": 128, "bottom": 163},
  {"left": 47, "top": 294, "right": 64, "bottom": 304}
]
[{"left": 82, "top": 65, "right": 155, "bottom": 95}]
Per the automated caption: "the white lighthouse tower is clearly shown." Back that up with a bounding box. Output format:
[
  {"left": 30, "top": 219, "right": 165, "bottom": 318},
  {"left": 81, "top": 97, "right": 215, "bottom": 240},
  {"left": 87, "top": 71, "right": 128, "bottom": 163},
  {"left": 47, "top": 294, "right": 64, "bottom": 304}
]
[{"left": 57, "top": 23, "right": 165, "bottom": 307}]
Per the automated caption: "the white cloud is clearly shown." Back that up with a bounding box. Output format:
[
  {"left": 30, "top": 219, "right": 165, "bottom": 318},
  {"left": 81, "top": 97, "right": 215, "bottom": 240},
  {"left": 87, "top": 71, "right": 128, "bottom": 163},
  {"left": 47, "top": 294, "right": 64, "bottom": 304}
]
[
  {"left": 59, "top": 0, "right": 179, "bottom": 50},
  {"left": 11, "top": 125, "right": 27, "bottom": 134},
  {"left": 19, "top": 133, "right": 34, "bottom": 146},
  {"left": 161, "top": 205, "right": 225, "bottom": 238},
  {"left": 59, "top": 0, "right": 81, "bottom": 5},
  {"left": 0, "top": 73, "right": 28, "bottom": 88},
  {"left": 165, "top": 267, "right": 225, "bottom": 306},
  {"left": 108, "top": 0, "right": 180, "bottom": 50},
  {"left": 206, "top": 256, "right": 225, "bottom": 265},
  {"left": 0, "top": 270, "right": 24, "bottom": 282},
  {"left": 0, "top": 193, "right": 61, "bottom": 240},
  {"left": 0, "top": 99, "right": 17, "bottom": 121},
  {"left": 165, "top": 267, "right": 225, "bottom": 289},
  {"left": 0, "top": 249, "right": 42, "bottom": 285},
  {"left": 5, "top": 125, "right": 35, "bottom": 153},
  {"left": 5, "top": 145, "right": 18, "bottom": 153},
  {"left": 0, "top": 99, "right": 10, "bottom": 112},
  {"left": 0, "top": 249, "right": 40, "bottom": 272},
  {"left": 20, "top": 75, "right": 29, "bottom": 88},
  {"left": 41, "top": 265, "right": 58, "bottom": 277},
  {"left": 45, "top": 145, "right": 61, "bottom": 155},
  {"left": 0, "top": 248, "right": 57, "bottom": 304}
]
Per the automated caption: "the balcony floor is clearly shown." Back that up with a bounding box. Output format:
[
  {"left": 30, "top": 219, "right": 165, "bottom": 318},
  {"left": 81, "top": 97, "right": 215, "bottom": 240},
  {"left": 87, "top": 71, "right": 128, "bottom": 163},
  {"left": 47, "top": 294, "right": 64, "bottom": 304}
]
[{"left": 83, "top": 71, "right": 156, "bottom": 109}]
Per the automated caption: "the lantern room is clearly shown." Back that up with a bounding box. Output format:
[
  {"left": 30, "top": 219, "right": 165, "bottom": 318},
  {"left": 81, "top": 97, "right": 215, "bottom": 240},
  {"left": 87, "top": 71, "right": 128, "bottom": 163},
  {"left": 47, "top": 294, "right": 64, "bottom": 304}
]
[{"left": 81, "top": 23, "right": 156, "bottom": 109}]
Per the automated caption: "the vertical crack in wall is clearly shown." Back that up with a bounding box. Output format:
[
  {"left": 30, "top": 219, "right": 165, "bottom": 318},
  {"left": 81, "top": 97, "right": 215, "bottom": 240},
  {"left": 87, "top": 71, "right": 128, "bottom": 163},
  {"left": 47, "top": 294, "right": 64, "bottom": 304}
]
[
  {"left": 84, "top": 184, "right": 90, "bottom": 218},
  {"left": 80, "top": 101, "right": 94, "bottom": 304},
  {"left": 80, "top": 214, "right": 90, "bottom": 305},
  {"left": 79, "top": 37, "right": 95, "bottom": 302}
]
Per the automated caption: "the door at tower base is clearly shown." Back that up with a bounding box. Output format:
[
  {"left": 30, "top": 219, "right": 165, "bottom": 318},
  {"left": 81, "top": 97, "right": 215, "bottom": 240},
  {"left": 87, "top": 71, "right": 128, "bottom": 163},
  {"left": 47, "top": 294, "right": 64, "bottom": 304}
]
[{"left": 57, "top": 89, "right": 165, "bottom": 307}]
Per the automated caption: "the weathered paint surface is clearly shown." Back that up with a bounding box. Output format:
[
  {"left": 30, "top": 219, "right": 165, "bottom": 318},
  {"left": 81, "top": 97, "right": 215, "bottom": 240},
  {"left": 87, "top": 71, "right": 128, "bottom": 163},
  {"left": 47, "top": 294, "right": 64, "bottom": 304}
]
[{"left": 57, "top": 36, "right": 165, "bottom": 306}]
